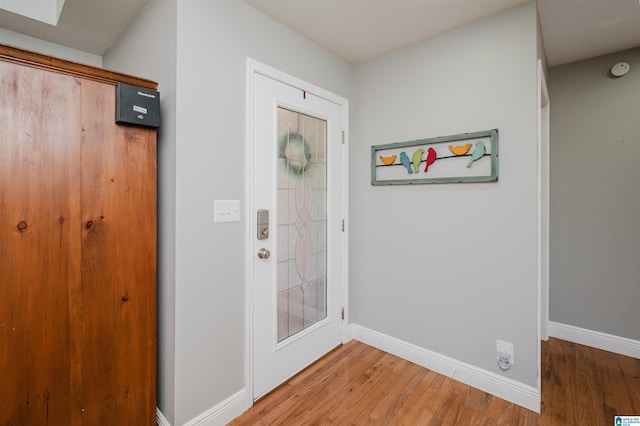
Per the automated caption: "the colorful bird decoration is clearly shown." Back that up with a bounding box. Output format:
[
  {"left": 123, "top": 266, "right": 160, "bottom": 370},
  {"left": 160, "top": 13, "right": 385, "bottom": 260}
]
[
  {"left": 412, "top": 148, "right": 425, "bottom": 173},
  {"left": 448, "top": 143, "right": 472, "bottom": 156},
  {"left": 380, "top": 154, "right": 397, "bottom": 165},
  {"left": 399, "top": 151, "right": 413, "bottom": 174},
  {"left": 424, "top": 147, "right": 437, "bottom": 173},
  {"left": 466, "top": 141, "right": 486, "bottom": 168}
]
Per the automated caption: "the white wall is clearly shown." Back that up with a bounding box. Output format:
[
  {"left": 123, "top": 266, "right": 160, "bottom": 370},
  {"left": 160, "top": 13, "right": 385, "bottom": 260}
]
[
  {"left": 172, "top": 2, "right": 351, "bottom": 423},
  {"left": 549, "top": 48, "right": 640, "bottom": 341},
  {"left": 102, "top": 0, "right": 178, "bottom": 422},
  {"left": 536, "top": 6, "right": 548, "bottom": 74},
  {"left": 107, "top": 0, "right": 352, "bottom": 423},
  {"left": 0, "top": 27, "right": 102, "bottom": 66},
  {"left": 350, "top": 1, "right": 540, "bottom": 387}
]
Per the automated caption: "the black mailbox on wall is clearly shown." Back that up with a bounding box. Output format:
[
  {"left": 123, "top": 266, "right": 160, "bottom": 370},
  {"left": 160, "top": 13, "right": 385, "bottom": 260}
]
[{"left": 116, "top": 83, "right": 160, "bottom": 128}]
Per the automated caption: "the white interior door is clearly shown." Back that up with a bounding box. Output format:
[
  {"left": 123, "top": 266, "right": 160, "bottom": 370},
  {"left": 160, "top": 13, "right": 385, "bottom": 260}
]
[{"left": 251, "top": 71, "right": 346, "bottom": 400}]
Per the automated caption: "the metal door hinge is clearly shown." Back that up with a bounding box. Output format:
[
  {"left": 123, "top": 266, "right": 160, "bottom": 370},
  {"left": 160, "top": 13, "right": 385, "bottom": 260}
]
[
  {"left": 341, "top": 219, "right": 345, "bottom": 232},
  {"left": 342, "top": 131, "right": 345, "bottom": 144},
  {"left": 341, "top": 307, "right": 345, "bottom": 321}
]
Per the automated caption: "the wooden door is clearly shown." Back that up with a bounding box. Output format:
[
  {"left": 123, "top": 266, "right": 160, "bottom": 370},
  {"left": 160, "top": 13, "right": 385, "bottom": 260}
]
[
  {"left": 0, "top": 60, "right": 83, "bottom": 425},
  {"left": 80, "top": 79, "right": 157, "bottom": 425}
]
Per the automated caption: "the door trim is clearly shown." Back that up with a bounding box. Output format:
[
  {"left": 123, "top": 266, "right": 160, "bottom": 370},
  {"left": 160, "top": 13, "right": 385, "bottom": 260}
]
[
  {"left": 536, "top": 59, "right": 550, "bottom": 399},
  {"left": 244, "top": 58, "right": 349, "bottom": 404}
]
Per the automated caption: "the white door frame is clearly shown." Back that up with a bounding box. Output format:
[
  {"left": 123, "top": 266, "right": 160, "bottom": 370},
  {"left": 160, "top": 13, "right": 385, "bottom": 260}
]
[
  {"left": 536, "top": 59, "right": 550, "bottom": 396},
  {"left": 244, "top": 58, "right": 349, "bottom": 405}
]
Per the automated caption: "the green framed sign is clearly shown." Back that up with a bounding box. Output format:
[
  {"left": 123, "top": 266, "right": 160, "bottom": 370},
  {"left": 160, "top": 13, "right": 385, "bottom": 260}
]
[{"left": 371, "top": 129, "right": 499, "bottom": 185}]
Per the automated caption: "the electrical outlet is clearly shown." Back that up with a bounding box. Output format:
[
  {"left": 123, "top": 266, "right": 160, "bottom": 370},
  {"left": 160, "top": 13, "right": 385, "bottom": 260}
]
[{"left": 497, "top": 340, "right": 514, "bottom": 371}]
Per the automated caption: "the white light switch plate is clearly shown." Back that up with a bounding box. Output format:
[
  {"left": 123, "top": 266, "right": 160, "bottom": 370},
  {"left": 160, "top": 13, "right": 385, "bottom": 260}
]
[{"left": 214, "top": 200, "right": 240, "bottom": 223}]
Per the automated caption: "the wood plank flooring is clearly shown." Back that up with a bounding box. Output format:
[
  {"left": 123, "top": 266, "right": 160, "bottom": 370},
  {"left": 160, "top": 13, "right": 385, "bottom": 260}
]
[
  {"left": 540, "top": 338, "right": 640, "bottom": 425},
  {"left": 230, "top": 338, "right": 640, "bottom": 425}
]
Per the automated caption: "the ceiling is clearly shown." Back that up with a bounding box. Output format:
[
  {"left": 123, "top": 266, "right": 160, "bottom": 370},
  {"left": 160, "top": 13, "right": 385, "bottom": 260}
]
[
  {"left": 0, "top": 0, "right": 639, "bottom": 67},
  {"left": 245, "top": 0, "right": 640, "bottom": 66},
  {"left": 244, "top": 0, "right": 533, "bottom": 64},
  {"left": 538, "top": 0, "right": 640, "bottom": 66},
  {"left": 0, "top": 0, "right": 148, "bottom": 55}
]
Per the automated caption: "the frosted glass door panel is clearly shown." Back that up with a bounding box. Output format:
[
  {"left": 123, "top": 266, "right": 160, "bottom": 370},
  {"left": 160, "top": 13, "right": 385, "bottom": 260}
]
[{"left": 277, "top": 107, "right": 327, "bottom": 342}]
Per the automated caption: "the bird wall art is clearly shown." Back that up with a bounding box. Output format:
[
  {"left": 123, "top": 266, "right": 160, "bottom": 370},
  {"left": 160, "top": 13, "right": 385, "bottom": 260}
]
[
  {"left": 412, "top": 148, "right": 425, "bottom": 173},
  {"left": 371, "top": 129, "right": 499, "bottom": 185},
  {"left": 399, "top": 151, "right": 413, "bottom": 174},
  {"left": 424, "top": 147, "right": 436, "bottom": 173},
  {"left": 379, "top": 154, "right": 396, "bottom": 165},
  {"left": 448, "top": 143, "right": 472, "bottom": 156},
  {"left": 466, "top": 141, "right": 485, "bottom": 168}
]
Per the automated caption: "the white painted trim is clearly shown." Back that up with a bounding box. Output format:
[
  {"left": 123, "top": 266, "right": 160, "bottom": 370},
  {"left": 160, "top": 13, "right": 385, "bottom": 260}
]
[
  {"left": 537, "top": 59, "right": 550, "bottom": 344},
  {"left": 548, "top": 322, "right": 640, "bottom": 359},
  {"left": 156, "top": 408, "right": 170, "bottom": 426},
  {"left": 349, "top": 324, "right": 540, "bottom": 413},
  {"left": 244, "top": 57, "right": 350, "bottom": 404},
  {"left": 540, "top": 65, "right": 550, "bottom": 108},
  {"left": 536, "top": 59, "right": 542, "bottom": 398},
  {"left": 184, "top": 390, "right": 249, "bottom": 426},
  {"left": 248, "top": 59, "right": 349, "bottom": 107},
  {"left": 536, "top": 58, "right": 551, "bottom": 397},
  {"left": 536, "top": 59, "right": 542, "bottom": 345},
  {"left": 244, "top": 57, "right": 257, "bottom": 405},
  {"left": 340, "top": 99, "right": 350, "bottom": 345}
]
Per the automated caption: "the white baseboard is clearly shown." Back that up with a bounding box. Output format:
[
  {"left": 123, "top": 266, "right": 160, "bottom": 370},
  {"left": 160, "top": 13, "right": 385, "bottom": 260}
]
[
  {"left": 156, "top": 390, "right": 249, "bottom": 426},
  {"left": 548, "top": 321, "right": 640, "bottom": 359},
  {"left": 183, "top": 390, "right": 250, "bottom": 426},
  {"left": 349, "top": 323, "right": 540, "bottom": 413},
  {"left": 157, "top": 408, "right": 170, "bottom": 426}
]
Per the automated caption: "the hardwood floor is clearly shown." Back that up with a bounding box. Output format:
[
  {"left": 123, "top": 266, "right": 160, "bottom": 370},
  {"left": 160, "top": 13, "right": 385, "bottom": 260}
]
[
  {"left": 541, "top": 338, "right": 640, "bottom": 425},
  {"left": 230, "top": 338, "right": 640, "bottom": 425}
]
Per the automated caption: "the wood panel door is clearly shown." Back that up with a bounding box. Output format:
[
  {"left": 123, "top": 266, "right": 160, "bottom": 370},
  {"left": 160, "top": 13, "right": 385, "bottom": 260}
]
[
  {"left": 80, "top": 79, "right": 157, "bottom": 425},
  {"left": 0, "top": 60, "right": 83, "bottom": 425},
  {"left": 0, "top": 51, "right": 156, "bottom": 425}
]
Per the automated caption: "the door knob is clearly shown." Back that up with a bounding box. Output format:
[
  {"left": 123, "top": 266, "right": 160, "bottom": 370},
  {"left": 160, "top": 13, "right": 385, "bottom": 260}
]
[{"left": 257, "top": 248, "right": 271, "bottom": 259}]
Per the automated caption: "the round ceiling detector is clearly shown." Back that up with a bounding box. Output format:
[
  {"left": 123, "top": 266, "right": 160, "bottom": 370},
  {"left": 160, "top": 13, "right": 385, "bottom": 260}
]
[{"left": 610, "top": 62, "right": 630, "bottom": 77}]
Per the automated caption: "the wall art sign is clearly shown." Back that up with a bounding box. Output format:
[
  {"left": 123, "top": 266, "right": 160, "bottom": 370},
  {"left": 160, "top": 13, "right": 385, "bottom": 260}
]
[{"left": 371, "top": 129, "right": 499, "bottom": 185}]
